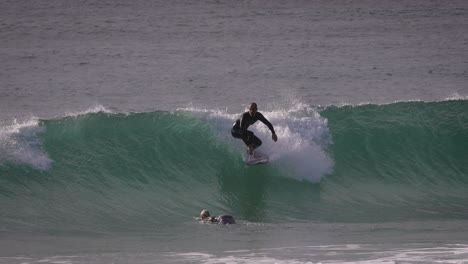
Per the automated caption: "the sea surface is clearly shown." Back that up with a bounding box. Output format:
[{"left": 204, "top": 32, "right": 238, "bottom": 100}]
[{"left": 1, "top": 0, "right": 468, "bottom": 263}]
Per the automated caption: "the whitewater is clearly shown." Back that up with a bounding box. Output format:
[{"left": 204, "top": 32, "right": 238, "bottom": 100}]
[
  {"left": 1, "top": 0, "right": 468, "bottom": 263},
  {"left": 2, "top": 100, "right": 468, "bottom": 263}
]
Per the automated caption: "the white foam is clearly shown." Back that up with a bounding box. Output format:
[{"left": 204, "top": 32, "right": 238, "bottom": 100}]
[
  {"left": 0, "top": 119, "right": 52, "bottom": 170},
  {"left": 63, "top": 105, "right": 114, "bottom": 118},
  {"left": 261, "top": 109, "right": 333, "bottom": 182},
  {"left": 324, "top": 94, "right": 468, "bottom": 109},
  {"left": 445, "top": 93, "right": 468, "bottom": 101},
  {"left": 168, "top": 252, "right": 313, "bottom": 264},
  {"left": 182, "top": 106, "right": 334, "bottom": 182},
  {"left": 169, "top": 244, "right": 468, "bottom": 264}
]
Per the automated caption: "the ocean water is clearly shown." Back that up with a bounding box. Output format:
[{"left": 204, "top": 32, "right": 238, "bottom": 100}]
[{"left": 1, "top": 0, "right": 468, "bottom": 263}]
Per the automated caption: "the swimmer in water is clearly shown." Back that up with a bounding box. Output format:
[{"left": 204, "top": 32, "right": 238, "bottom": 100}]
[{"left": 200, "top": 209, "right": 236, "bottom": 225}]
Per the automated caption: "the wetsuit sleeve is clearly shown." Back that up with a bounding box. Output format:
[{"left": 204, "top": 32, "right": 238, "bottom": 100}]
[
  {"left": 257, "top": 113, "right": 275, "bottom": 134},
  {"left": 239, "top": 112, "right": 250, "bottom": 134}
]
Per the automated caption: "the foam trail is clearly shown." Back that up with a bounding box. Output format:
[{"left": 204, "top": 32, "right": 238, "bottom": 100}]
[
  {"left": 262, "top": 109, "right": 333, "bottom": 182},
  {"left": 0, "top": 119, "right": 52, "bottom": 170}
]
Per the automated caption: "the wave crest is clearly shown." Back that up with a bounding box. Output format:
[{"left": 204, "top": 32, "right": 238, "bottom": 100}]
[{"left": 0, "top": 119, "right": 52, "bottom": 170}]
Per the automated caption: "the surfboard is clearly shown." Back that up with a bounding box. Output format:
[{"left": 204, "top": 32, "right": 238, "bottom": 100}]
[{"left": 245, "top": 150, "right": 269, "bottom": 165}]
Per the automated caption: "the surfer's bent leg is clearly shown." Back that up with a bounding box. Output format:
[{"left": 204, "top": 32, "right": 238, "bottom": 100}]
[
  {"left": 231, "top": 127, "right": 242, "bottom": 139},
  {"left": 242, "top": 130, "right": 262, "bottom": 149},
  {"left": 231, "top": 127, "right": 262, "bottom": 148},
  {"left": 252, "top": 135, "right": 262, "bottom": 149}
]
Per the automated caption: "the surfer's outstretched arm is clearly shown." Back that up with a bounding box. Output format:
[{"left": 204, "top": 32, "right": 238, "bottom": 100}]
[{"left": 257, "top": 113, "right": 278, "bottom": 142}]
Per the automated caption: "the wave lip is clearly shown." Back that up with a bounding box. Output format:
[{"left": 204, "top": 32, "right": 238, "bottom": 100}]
[
  {"left": 0, "top": 119, "right": 52, "bottom": 171},
  {"left": 63, "top": 105, "right": 115, "bottom": 118},
  {"left": 0, "top": 105, "right": 113, "bottom": 171},
  {"left": 445, "top": 93, "right": 468, "bottom": 101}
]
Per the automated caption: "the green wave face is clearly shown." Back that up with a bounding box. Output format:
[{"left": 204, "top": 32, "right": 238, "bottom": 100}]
[
  {"left": 320, "top": 100, "right": 468, "bottom": 221},
  {"left": 1, "top": 100, "right": 467, "bottom": 233}
]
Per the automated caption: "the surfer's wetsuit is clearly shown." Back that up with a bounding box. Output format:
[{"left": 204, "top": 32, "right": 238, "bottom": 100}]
[
  {"left": 206, "top": 215, "right": 236, "bottom": 225},
  {"left": 231, "top": 111, "right": 275, "bottom": 149}
]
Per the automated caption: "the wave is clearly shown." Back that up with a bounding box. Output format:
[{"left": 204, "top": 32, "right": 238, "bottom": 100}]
[
  {"left": 0, "top": 119, "right": 52, "bottom": 171},
  {"left": 1, "top": 100, "right": 467, "bottom": 233},
  {"left": 319, "top": 100, "right": 468, "bottom": 221}
]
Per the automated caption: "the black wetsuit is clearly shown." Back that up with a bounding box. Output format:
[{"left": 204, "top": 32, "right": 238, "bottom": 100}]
[
  {"left": 207, "top": 215, "right": 236, "bottom": 225},
  {"left": 231, "top": 112, "right": 275, "bottom": 149}
]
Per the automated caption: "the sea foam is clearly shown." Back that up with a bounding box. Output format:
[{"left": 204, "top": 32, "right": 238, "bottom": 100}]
[
  {"left": 182, "top": 105, "right": 334, "bottom": 182},
  {"left": 0, "top": 119, "right": 52, "bottom": 171}
]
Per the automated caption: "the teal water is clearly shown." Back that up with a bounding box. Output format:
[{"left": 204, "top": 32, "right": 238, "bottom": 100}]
[
  {"left": 1, "top": 100, "right": 467, "bottom": 237},
  {"left": 320, "top": 100, "right": 468, "bottom": 222},
  {"left": 1, "top": 0, "right": 467, "bottom": 262}
]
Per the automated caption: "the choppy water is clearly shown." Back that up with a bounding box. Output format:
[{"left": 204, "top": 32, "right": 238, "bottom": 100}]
[{"left": 2, "top": 0, "right": 467, "bottom": 121}]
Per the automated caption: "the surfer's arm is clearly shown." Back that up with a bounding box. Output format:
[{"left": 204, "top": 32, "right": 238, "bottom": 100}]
[
  {"left": 257, "top": 113, "right": 278, "bottom": 142},
  {"left": 258, "top": 113, "right": 276, "bottom": 133}
]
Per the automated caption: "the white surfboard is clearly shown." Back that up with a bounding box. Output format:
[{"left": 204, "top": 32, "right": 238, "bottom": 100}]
[{"left": 245, "top": 150, "right": 269, "bottom": 165}]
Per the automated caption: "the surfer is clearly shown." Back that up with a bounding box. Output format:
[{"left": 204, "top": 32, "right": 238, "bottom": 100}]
[
  {"left": 231, "top": 102, "right": 278, "bottom": 155},
  {"left": 200, "top": 209, "right": 235, "bottom": 225}
]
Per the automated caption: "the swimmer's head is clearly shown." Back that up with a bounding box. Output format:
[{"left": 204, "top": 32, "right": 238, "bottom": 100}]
[{"left": 200, "top": 209, "right": 210, "bottom": 220}]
